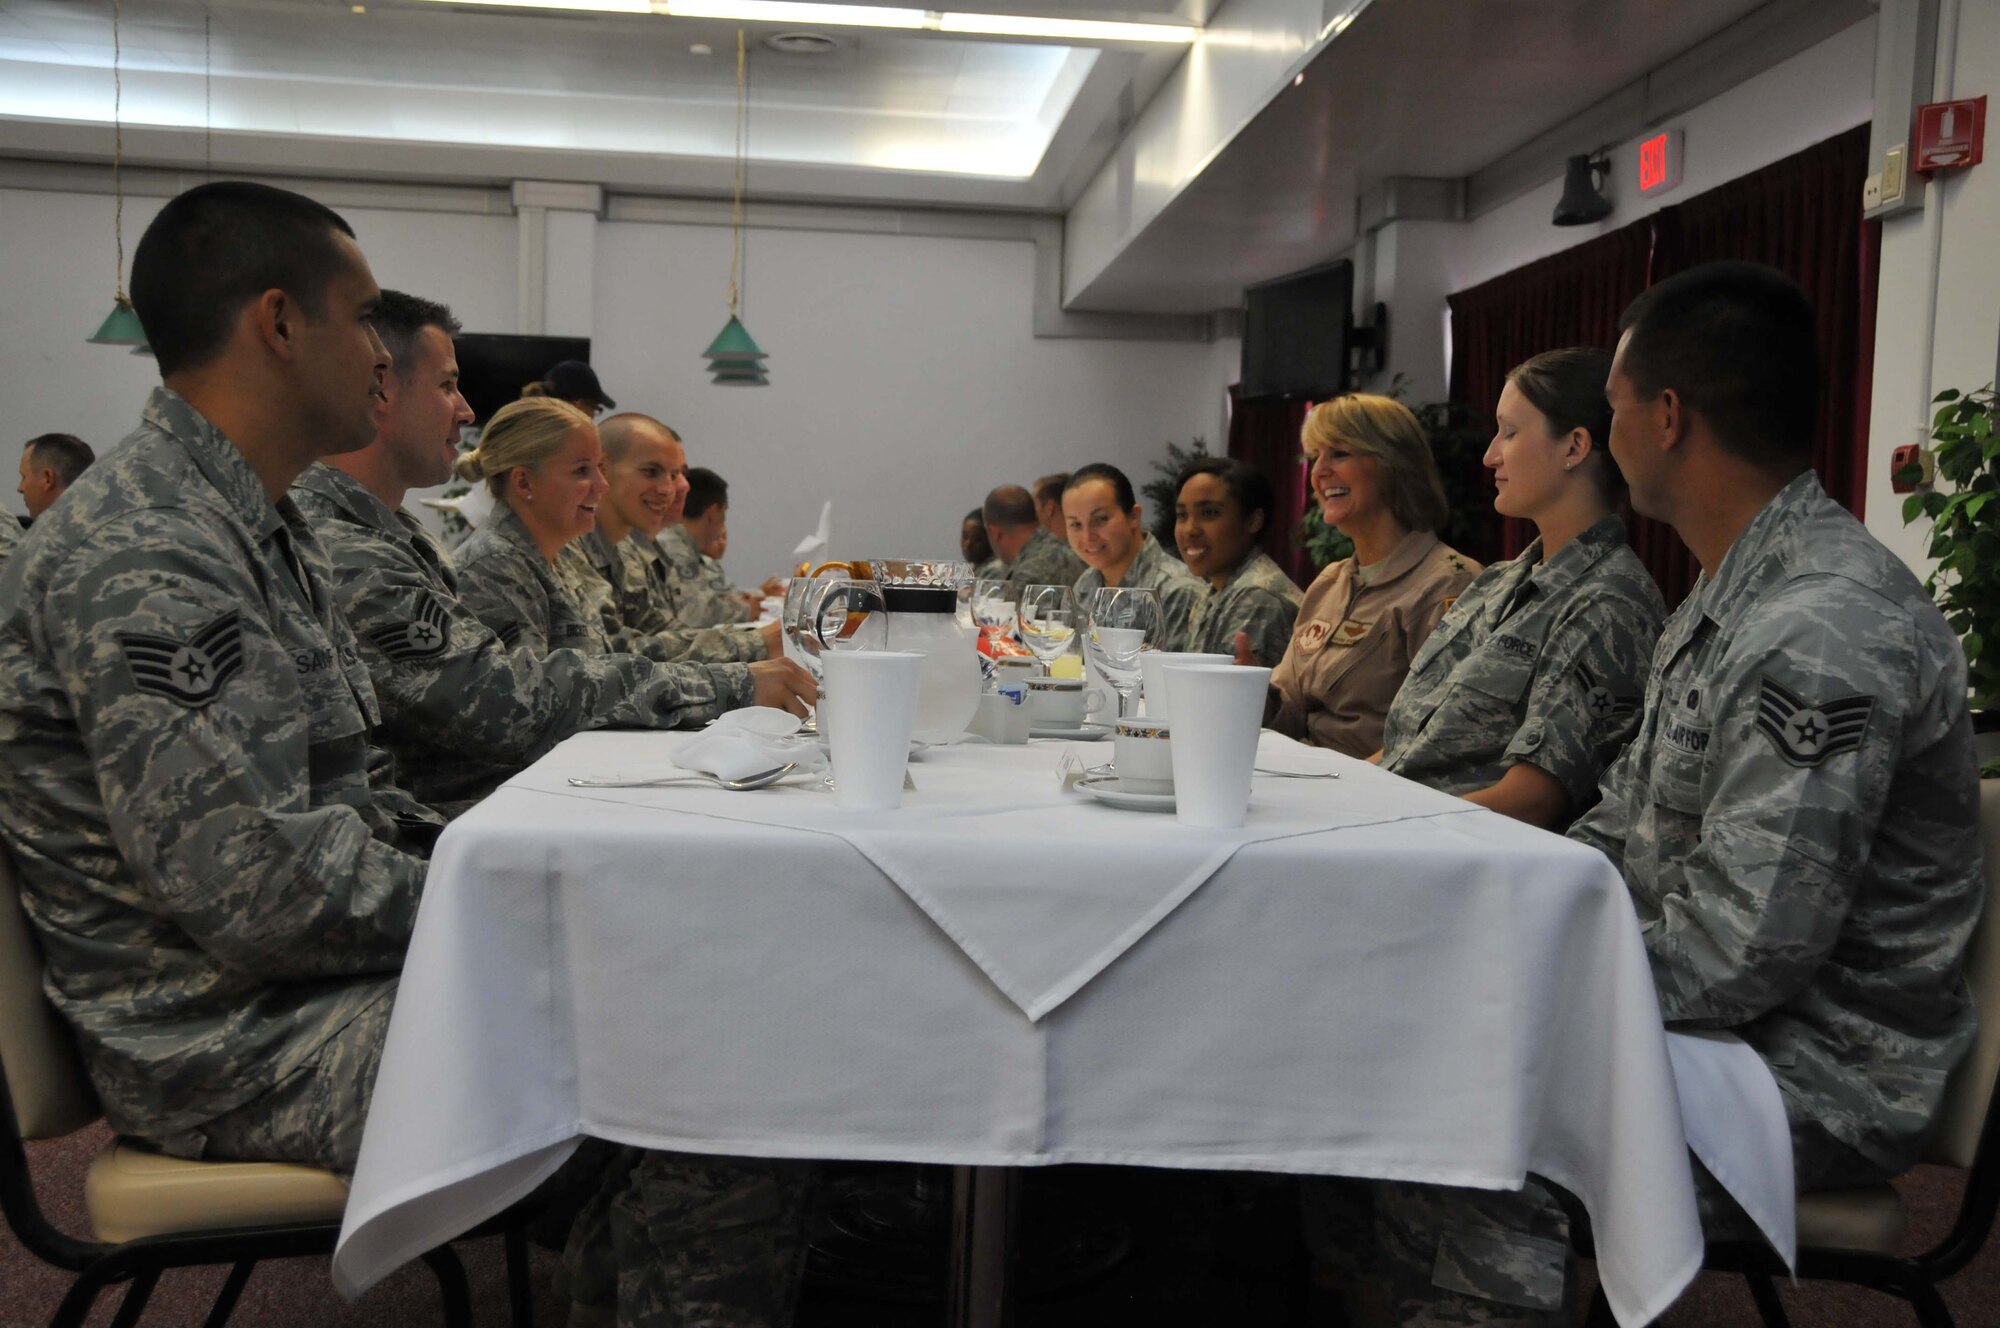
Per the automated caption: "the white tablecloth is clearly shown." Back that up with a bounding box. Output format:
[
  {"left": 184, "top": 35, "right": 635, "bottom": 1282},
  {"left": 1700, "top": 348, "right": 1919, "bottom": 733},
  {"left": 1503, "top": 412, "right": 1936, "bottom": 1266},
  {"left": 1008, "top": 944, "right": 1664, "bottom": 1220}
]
[{"left": 335, "top": 730, "right": 1708, "bottom": 1325}]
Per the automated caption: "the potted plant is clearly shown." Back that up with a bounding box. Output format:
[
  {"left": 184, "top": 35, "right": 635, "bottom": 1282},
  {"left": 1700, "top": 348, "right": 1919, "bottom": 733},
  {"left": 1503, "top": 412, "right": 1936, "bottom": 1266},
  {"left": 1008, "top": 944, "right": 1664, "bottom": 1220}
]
[{"left": 1900, "top": 384, "right": 2000, "bottom": 776}]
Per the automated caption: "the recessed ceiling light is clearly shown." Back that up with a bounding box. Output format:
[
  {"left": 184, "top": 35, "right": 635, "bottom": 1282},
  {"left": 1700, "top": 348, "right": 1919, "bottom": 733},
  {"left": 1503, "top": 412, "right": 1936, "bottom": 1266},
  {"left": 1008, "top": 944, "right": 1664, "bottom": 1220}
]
[
  {"left": 689, "top": 40, "right": 712, "bottom": 53},
  {"left": 763, "top": 30, "right": 839, "bottom": 54}
]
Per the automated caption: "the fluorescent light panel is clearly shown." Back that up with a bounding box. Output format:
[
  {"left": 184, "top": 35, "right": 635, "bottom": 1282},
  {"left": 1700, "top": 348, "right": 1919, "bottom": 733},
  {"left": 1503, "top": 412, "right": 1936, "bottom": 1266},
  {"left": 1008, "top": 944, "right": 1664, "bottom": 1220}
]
[{"left": 410, "top": 0, "right": 1196, "bottom": 43}]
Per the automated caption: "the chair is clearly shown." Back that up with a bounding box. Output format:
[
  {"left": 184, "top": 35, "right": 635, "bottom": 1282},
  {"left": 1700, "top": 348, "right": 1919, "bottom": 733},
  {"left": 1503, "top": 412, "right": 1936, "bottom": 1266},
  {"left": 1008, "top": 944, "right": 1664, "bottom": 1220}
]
[
  {"left": 0, "top": 844, "right": 531, "bottom": 1328},
  {"left": 1587, "top": 779, "right": 2000, "bottom": 1327}
]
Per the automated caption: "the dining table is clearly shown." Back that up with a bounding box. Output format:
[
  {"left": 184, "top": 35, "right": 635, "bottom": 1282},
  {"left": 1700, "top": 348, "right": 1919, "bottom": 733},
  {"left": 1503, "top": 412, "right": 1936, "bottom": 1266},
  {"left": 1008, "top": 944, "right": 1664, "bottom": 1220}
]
[{"left": 330, "top": 724, "right": 1781, "bottom": 1327}]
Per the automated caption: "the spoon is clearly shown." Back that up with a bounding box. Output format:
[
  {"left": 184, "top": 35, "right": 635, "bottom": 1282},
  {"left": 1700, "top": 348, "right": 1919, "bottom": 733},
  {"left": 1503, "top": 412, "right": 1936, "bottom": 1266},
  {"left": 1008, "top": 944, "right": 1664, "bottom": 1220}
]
[
  {"left": 1253, "top": 767, "right": 1340, "bottom": 779},
  {"left": 567, "top": 763, "right": 798, "bottom": 790}
]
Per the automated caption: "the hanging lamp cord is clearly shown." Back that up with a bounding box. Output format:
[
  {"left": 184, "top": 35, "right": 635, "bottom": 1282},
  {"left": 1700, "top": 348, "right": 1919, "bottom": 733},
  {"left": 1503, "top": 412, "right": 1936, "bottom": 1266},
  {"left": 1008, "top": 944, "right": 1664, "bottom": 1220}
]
[
  {"left": 112, "top": 0, "right": 126, "bottom": 303},
  {"left": 728, "top": 27, "right": 746, "bottom": 319},
  {"left": 204, "top": 9, "right": 213, "bottom": 178}
]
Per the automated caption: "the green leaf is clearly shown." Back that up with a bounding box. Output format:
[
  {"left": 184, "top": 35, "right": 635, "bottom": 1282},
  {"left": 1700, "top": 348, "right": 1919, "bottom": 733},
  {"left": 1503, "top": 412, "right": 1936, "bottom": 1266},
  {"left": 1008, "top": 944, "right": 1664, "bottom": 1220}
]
[
  {"left": 1903, "top": 493, "right": 1927, "bottom": 524},
  {"left": 1935, "top": 388, "right": 1963, "bottom": 404},
  {"left": 1894, "top": 463, "right": 1923, "bottom": 488},
  {"left": 1923, "top": 492, "right": 1948, "bottom": 518},
  {"left": 1969, "top": 493, "right": 1994, "bottom": 521},
  {"left": 1966, "top": 633, "right": 1984, "bottom": 664}
]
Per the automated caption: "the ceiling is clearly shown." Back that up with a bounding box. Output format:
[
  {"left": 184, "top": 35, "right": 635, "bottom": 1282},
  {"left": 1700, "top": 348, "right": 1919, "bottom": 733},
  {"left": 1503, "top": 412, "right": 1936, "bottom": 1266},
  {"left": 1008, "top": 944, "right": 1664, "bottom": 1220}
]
[{"left": 0, "top": 0, "right": 1873, "bottom": 310}]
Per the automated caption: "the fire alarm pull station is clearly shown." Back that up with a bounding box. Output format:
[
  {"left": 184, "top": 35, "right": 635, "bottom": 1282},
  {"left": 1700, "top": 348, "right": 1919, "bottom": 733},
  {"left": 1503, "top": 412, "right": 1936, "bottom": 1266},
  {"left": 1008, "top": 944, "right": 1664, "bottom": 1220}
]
[{"left": 1891, "top": 444, "right": 1935, "bottom": 494}]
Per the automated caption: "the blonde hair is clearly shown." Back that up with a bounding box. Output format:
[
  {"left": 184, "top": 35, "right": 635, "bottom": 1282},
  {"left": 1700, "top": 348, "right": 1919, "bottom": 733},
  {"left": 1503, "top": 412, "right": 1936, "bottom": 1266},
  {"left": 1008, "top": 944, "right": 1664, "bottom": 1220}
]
[
  {"left": 1301, "top": 393, "right": 1449, "bottom": 534},
  {"left": 455, "top": 398, "right": 595, "bottom": 496}
]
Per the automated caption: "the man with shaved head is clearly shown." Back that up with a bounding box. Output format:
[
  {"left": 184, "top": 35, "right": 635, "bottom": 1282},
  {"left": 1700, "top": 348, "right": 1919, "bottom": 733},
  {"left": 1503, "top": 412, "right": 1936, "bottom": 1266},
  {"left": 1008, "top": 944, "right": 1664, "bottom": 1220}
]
[
  {"left": 18, "top": 432, "right": 96, "bottom": 520},
  {"left": 985, "top": 482, "right": 1086, "bottom": 592}
]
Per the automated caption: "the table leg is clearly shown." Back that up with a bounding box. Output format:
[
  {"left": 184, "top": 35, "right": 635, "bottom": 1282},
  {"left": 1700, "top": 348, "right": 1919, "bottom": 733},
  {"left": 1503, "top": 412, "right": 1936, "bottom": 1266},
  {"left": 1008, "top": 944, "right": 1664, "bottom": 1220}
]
[{"left": 947, "top": 1165, "right": 1017, "bottom": 1328}]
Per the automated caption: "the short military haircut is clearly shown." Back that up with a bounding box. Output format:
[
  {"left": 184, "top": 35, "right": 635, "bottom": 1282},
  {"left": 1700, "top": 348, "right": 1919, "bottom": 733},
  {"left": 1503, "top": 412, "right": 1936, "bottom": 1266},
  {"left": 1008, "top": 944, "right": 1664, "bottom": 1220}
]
[
  {"left": 684, "top": 466, "right": 729, "bottom": 519},
  {"left": 372, "top": 290, "right": 461, "bottom": 383},
  {"left": 597, "top": 413, "right": 679, "bottom": 464},
  {"left": 1033, "top": 472, "right": 1071, "bottom": 507},
  {"left": 982, "top": 485, "right": 1037, "bottom": 528},
  {"left": 1616, "top": 261, "right": 1820, "bottom": 468},
  {"left": 22, "top": 433, "right": 95, "bottom": 486},
  {"left": 1176, "top": 455, "right": 1274, "bottom": 527},
  {"left": 131, "top": 181, "right": 359, "bottom": 377},
  {"left": 1064, "top": 462, "right": 1138, "bottom": 511}
]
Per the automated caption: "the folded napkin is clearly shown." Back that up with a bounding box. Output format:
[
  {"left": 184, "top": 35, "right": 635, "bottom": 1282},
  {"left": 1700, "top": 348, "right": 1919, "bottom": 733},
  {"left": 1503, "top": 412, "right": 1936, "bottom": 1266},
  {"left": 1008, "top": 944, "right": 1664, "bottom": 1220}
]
[
  {"left": 419, "top": 482, "right": 496, "bottom": 531},
  {"left": 792, "top": 501, "right": 832, "bottom": 564},
  {"left": 674, "top": 708, "right": 826, "bottom": 782}
]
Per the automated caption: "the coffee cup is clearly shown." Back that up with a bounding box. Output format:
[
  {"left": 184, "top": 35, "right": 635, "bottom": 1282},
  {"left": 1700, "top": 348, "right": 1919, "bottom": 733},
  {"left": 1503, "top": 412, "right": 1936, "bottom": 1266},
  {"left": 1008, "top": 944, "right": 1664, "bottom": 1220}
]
[
  {"left": 1025, "top": 676, "right": 1106, "bottom": 728},
  {"left": 1113, "top": 718, "right": 1173, "bottom": 792}
]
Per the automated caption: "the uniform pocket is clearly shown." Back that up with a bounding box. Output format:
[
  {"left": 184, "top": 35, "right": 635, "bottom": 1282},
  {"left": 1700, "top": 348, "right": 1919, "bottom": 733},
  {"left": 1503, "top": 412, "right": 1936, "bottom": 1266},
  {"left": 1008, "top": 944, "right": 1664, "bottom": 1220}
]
[{"left": 1649, "top": 746, "right": 1706, "bottom": 815}]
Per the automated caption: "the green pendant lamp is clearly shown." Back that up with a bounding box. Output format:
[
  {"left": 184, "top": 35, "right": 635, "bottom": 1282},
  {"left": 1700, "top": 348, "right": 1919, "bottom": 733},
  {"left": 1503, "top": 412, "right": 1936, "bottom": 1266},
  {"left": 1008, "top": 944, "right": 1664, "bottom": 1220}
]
[
  {"left": 88, "top": 0, "right": 147, "bottom": 348},
  {"left": 704, "top": 30, "right": 768, "bottom": 386}
]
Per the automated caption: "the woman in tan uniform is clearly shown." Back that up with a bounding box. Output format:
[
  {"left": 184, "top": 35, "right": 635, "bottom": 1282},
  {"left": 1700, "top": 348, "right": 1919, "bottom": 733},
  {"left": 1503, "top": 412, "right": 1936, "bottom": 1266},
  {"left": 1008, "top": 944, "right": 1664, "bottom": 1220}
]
[{"left": 1266, "top": 394, "right": 1479, "bottom": 756}]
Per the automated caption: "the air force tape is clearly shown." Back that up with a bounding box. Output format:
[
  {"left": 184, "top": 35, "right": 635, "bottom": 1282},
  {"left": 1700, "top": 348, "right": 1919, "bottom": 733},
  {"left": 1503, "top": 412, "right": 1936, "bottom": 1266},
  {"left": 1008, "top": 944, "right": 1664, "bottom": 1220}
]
[
  {"left": 1756, "top": 674, "right": 1873, "bottom": 767},
  {"left": 119, "top": 611, "right": 246, "bottom": 707}
]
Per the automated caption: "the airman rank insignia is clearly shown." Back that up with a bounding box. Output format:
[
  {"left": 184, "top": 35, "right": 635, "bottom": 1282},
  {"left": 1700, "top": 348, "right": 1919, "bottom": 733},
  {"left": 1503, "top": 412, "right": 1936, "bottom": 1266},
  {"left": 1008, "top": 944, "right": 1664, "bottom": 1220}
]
[
  {"left": 1756, "top": 675, "right": 1872, "bottom": 767},
  {"left": 1576, "top": 659, "right": 1638, "bottom": 725},
  {"left": 495, "top": 622, "right": 525, "bottom": 649},
  {"left": 368, "top": 595, "right": 450, "bottom": 662},
  {"left": 119, "top": 611, "right": 245, "bottom": 707}
]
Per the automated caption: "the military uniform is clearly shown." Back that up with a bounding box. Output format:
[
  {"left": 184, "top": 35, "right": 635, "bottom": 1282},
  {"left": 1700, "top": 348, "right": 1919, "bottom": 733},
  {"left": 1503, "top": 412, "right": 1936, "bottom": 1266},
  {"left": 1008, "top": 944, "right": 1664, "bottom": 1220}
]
[
  {"left": 0, "top": 513, "right": 23, "bottom": 579},
  {"left": 1002, "top": 526, "right": 1087, "bottom": 594},
  {"left": 1369, "top": 474, "right": 1982, "bottom": 1325},
  {"left": 455, "top": 507, "right": 611, "bottom": 657},
  {"left": 0, "top": 388, "right": 434, "bottom": 1174},
  {"left": 973, "top": 556, "right": 1006, "bottom": 583},
  {"left": 658, "top": 524, "right": 749, "bottom": 627},
  {"left": 1182, "top": 548, "right": 1305, "bottom": 667},
  {"left": 1269, "top": 531, "right": 1480, "bottom": 758},
  {"left": 1379, "top": 517, "right": 1664, "bottom": 812},
  {"left": 293, "top": 465, "right": 751, "bottom": 815},
  {"left": 1072, "top": 533, "right": 1209, "bottom": 652},
  {"left": 563, "top": 530, "right": 766, "bottom": 665}
]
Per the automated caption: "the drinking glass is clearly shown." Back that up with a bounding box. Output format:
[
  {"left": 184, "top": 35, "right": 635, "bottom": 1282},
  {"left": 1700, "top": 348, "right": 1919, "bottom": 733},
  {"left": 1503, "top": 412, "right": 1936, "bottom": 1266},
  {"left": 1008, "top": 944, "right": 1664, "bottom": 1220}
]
[
  {"left": 802, "top": 577, "right": 888, "bottom": 788},
  {"left": 971, "top": 579, "right": 1017, "bottom": 651},
  {"left": 1086, "top": 586, "right": 1160, "bottom": 718},
  {"left": 1016, "top": 584, "right": 1077, "bottom": 675}
]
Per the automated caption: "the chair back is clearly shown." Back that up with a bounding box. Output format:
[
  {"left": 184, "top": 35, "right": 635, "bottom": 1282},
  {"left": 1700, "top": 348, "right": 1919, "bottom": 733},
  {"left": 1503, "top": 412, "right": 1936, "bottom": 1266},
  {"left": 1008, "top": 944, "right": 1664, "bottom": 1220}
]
[
  {"left": 0, "top": 847, "right": 98, "bottom": 1140},
  {"left": 1926, "top": 779, "right": 2000, "bottom": 1169}
]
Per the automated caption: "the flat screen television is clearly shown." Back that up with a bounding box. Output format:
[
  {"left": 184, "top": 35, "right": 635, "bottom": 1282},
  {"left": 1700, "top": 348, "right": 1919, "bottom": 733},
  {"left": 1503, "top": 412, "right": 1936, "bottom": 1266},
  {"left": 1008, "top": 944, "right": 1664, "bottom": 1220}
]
[
  {"left": 1239, "top": 259, "right": 1353, "bottom": 401},
  {"left": 452, "top": 333, "right": 592, "bottom": 425}
]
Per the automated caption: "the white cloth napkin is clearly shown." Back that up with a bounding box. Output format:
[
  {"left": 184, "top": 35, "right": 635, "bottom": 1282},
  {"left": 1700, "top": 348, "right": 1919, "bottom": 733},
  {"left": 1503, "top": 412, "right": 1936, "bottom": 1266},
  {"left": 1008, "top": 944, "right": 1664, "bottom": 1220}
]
[
  {"left": 672, "top": 708, "right": 825, "bottom": 782},
  {"left": 1666, "top": 1030, "right": 1797, "bottom": 1268},
  {"left": 419, "top": 482, "right": 496, "bottom": 531},
  {"left": 792, "top": 501, "right": 832, "bottom": 563}
]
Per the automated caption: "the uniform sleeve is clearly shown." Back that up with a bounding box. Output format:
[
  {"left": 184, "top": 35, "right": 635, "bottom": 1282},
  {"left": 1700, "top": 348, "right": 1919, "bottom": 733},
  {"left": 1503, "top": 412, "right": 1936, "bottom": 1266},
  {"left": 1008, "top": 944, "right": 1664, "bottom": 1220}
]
[
  {"left": 1236, "top": 587, "right": 1302, "bottom": 670},
  {"left": 1641, "top": 582, "right": 1917, "bottom": 1026},
  {"left": 459, "top": 546, "right": 555, "bottom": 656},
  {"left": 336, "top": 536, "right": 749, "bottom": 755},
  {"left": 1566, "top": 738, "right": 1639, "bottom": 873},
  {"left": 1159, "top": 578, "right": 1206, "bottom": 653},
  {"left": 45, "top": 523, "right": 422, "bottom": 980},
  {"left": 1502, "top": 595, "right": 1660, "bottom": 810}
]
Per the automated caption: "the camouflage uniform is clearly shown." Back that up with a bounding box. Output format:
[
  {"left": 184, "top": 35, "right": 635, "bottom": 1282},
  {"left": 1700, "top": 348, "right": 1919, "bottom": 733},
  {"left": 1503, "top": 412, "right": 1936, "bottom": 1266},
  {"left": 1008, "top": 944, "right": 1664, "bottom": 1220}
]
[
  {"left": 563, "top": 530, "right": 766, "bottom": 665},
  {"left": 1072, "top": 533, "right": 1210, "bottom": 652},
  {"left": 292, "top": 465, "right": 751, "bottom": 815},
  {"left": 0, "top": 512, "right": 23, "bottom": 579},
  {"left": 0, "top": 387, "right": 434, "bottom": 1174},
  {"left": 1002, "top": 526, "right": 1087, "bottom": 595},
  {"left": 973, "top": 556, "right": 1006, "bottom": 584},
  {"left": 456, "top": 507, "right": 611, "bottom": 656},
  {"left": 1379, "top": 517, "right": 1664, "bottom": 814},
  {"left": 658, "top": 524, "right": 749, "bottom": 627},
  {"left": 698, "top": 552, "right": 739, "bottom": 604},
  {"left": 562, "top": 1147, "right": 817, "bottom": 1328},
  {"left": 1182, "top": 547, "right": 1305, "bottom": 667},
  {"left": 1367, "top": 474, "right": 1982, "bottom": 1324}
]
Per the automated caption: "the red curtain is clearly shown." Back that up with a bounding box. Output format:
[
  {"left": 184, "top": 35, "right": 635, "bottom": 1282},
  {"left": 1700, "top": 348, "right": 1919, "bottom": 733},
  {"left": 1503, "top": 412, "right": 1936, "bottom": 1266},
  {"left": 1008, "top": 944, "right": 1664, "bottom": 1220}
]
[
  {"left": 1226, "top": 386, "right": 1315, "bottom": 585},
  {"left": 1445, "top": 123, "right": 1876, "bottom": 608}
]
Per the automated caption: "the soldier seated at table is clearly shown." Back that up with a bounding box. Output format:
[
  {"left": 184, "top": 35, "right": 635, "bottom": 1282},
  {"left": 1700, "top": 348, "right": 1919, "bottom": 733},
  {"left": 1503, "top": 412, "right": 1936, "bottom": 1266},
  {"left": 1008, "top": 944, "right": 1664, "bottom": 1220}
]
[
  {"left": 1064, "top": 462, "right": 1209, "bottom": 651},
  {"left": 0, "top": 180, "right": 437, "bottom": 1177},
  {"left": 565, "top": 414, "right": 783, "bottom": 667},
  {"left": 986, "top": 482, "right": 1088, "bottom": 593},
  {"left": 1335, "top": 263, "right": 1983, "bottom": 1326},
  {"left": 660, "top": 464, "right": 758, "bottom": 627},
  {"left": 294, "top": 291, "right": 811, "bottom": 817},
  {"left": 1173, "top": 456, "right": 1305, "bottom": 668},
  {"left": 1370, "top": 348, "right": 1664, "bottom": 830}
]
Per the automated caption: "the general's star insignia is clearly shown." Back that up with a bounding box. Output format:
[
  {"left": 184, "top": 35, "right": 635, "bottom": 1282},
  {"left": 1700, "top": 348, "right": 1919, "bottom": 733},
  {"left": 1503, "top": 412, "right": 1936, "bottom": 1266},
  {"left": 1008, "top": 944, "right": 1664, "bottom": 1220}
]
[
  {"left": 369, "top": 595, "right": 451, "bottom": 663},
  {"left": 1755, "top": 675, "right": 1873, "bottom": 767},
  {"left": 119, "top": 611, "right": 245, "bottom": 707}
]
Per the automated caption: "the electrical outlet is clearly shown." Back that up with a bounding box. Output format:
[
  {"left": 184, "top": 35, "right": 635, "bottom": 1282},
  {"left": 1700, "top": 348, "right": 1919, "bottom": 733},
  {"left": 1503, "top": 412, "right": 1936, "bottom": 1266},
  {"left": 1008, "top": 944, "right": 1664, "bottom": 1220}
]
[{"left": 1863, "top": 173, "right": 1884, "bottom": 210}]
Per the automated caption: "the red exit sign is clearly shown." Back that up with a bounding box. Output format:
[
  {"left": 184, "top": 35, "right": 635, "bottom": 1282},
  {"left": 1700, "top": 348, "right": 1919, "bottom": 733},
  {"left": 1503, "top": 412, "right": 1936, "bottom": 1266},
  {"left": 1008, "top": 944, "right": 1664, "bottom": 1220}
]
[{"left": 1638, "top": 130, "right": 1683, "bottom": 196}]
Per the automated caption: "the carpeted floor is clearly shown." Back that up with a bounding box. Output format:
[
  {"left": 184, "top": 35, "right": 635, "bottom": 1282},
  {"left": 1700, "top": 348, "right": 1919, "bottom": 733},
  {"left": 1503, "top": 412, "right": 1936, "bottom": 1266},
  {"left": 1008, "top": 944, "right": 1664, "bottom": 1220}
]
[{"left": 3, "top": 1124, "right": 1994, "bottom": 1326}]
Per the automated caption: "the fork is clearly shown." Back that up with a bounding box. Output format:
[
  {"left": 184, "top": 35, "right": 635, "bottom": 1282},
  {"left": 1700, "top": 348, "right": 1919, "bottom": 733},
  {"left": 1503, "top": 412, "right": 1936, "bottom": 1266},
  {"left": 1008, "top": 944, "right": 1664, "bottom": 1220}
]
[{"left": 567, "top": 763, "right": 798, "bottom": 790}]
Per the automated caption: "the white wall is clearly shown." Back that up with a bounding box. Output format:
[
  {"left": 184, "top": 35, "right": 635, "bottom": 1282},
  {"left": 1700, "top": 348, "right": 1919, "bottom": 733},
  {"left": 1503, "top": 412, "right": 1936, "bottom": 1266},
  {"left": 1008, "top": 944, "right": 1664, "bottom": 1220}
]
[
  {"left": 591, "top": 220, "right": 1234, "bottom": 580},
  {"left": 1865, "top": 0, "right": 2000, "bottom": 571}
]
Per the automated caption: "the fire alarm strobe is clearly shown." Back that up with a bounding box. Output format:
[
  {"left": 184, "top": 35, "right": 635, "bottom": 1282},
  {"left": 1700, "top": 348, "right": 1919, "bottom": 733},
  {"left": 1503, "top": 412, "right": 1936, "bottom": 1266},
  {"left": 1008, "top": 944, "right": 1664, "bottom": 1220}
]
[{"left": 1914, "top": 97, "right": 1986, "bottom": 176}]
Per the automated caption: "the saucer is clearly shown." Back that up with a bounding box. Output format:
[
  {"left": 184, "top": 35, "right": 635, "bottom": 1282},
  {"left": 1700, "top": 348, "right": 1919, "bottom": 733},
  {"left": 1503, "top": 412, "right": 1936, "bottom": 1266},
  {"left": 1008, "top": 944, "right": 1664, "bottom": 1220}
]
[
  {"left": 1077, "top": 774, "right": 1175, "bottom": 812},
  {"left": 1031, "top": 721, "right": 1113, "bottom": 741}
]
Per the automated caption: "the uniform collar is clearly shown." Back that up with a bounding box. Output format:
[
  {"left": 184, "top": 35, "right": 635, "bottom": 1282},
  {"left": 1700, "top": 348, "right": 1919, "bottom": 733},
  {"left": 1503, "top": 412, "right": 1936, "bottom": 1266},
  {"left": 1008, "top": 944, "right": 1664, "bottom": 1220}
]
[
  {"left": 1016, "top": 528, "right": 1059, "bottom": 563},
  {"left": 1699, "top": 471, "right": 1825, "bottom": 631},
  {"left": 1364, "top": 528, "right": 1443, "bottom": 585},
  {"left": 1218, "top": 548, "right": 1276, "bottom": 593},
  {"left": 294, "top": 462, "right": 403, "bottom": 536},
  {"left": 1125, "top": 533, "right": 1170, "bottom": 581},
  {"left": 1522, "top": 514, "right": 1628, "bottom": 597},
  {"left": 659, "top": 524, "right": 700, "bottom": 560},
  {"left": 488, "top": 504, "right": 550, "bottom": 562},
  {"left": 142, "top": 386, "right": 285, "bottom": 542},
  {"left": 574, "top": 526, "right": 618, "bottom": 575}
]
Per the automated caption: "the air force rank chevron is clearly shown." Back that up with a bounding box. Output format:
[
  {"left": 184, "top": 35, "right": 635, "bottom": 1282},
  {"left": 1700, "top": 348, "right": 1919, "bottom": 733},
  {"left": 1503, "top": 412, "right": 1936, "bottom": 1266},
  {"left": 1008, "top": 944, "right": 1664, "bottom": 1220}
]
[
  {"left": 1756, "top": 674, "right": 1873, "bottom": 767},
  {"left": 367, "top": 594, "right": 451, "bottom": 663},
  {"left": 1576, "top": 658, "right": 1638, "bottom": 727},
  {"left": 118, "top": 611, "right": 246, "bottom": 706}
]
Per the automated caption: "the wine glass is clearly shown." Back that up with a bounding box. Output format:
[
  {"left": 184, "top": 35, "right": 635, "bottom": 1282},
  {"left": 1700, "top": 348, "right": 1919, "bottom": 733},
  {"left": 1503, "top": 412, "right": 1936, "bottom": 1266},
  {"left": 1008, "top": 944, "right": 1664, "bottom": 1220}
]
[
  {"left": 1016, "top": 584, "right": 1077, "bottom": 675},
  {"left": 971, "top": 579, "right": 1017, "bottom": 652},
  {"left": 1086, "top": 586, "right": 1160, "bottom": 719}
]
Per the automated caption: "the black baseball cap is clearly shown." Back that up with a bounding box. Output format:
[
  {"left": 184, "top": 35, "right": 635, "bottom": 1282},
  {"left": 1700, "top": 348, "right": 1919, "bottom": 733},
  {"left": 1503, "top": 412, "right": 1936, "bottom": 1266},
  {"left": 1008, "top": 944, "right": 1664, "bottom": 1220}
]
[{"left": 544, "top": 360, "right": 616, "bottom": 410}]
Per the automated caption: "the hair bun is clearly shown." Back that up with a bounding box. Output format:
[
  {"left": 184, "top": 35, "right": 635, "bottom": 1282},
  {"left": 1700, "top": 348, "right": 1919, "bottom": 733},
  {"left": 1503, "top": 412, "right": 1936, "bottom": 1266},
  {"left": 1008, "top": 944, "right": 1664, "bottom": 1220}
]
[{"left": 453, "top": 450, "right": 485, "bottom": 483}]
